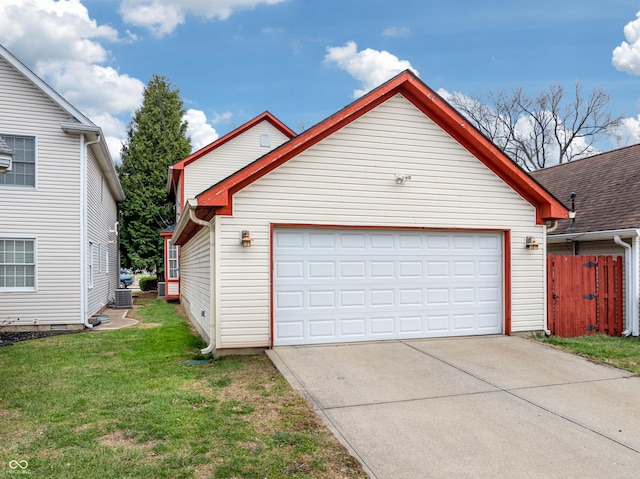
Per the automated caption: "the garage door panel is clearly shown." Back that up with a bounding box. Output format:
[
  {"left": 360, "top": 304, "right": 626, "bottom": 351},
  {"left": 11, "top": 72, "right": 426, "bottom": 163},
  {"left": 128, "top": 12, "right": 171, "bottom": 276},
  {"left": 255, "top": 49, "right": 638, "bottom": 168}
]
[{"left": 273, "top": 229, "right": 503, "bottom": 345}]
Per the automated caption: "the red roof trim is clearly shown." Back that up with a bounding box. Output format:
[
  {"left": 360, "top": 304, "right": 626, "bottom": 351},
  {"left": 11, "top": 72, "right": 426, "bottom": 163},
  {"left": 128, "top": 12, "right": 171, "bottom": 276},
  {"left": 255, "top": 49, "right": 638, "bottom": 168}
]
[
  {"left": 195, "top": 71, "right": 567, "bottom": 225},
  {"left": 167, "top": 111, "right": 296, "bottom": 196}
]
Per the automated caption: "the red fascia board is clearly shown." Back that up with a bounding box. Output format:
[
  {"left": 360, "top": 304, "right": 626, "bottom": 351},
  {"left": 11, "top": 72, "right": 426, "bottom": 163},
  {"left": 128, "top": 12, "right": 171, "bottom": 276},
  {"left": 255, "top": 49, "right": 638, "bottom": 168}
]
[
  {"left": 196, "top": 80, "right": 400, "bottom": 208},
  {"left": 398, "top": 76, "right": 568, "bottom": 223},
  {"left": 196, "top": 71, "right": 567, "bottom": 223},
  {"left": 167, "top": 112, "right": 296, "bottom": 196}
]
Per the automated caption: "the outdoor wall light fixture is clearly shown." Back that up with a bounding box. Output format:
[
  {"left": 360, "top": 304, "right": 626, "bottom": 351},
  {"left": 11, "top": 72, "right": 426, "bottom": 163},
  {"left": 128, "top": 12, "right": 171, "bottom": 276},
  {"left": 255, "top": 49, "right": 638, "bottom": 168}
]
[
  {"left": 395, "top": 173, "right": 412, "bottom": 185},
  {"left": 525, "top": 236, "right": 539, "bottom": 250},
  {"left": 241, "top": 230, "right": 252, "bottom": 247}
]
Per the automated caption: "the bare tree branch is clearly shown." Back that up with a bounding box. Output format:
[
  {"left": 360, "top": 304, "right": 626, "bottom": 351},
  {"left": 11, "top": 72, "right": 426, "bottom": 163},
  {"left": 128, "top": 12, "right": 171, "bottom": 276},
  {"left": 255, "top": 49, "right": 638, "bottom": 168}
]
[{"left": 447, "top": 82, "right": 622, "bottom": 171}]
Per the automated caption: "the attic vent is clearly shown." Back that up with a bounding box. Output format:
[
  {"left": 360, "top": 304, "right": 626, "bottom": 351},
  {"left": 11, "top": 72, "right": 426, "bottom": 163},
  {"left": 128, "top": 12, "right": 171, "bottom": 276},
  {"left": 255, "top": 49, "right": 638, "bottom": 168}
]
[
  {"left": 260, "top": 133, "right": 270, "bottom": 147},
  {"left": 114, "top": 288, "right": 132, "bottom": 309}
]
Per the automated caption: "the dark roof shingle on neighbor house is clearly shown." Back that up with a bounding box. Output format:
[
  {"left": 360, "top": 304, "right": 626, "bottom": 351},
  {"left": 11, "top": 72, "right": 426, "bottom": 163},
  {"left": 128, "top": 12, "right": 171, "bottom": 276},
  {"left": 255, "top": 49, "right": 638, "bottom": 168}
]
[{"left": 530, "top": 143, "right": 640, "bottom": 235}]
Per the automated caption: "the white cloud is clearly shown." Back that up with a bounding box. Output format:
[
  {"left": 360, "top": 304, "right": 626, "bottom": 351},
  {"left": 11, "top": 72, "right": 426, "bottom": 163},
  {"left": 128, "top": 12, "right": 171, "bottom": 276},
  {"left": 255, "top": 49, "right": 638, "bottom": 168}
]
[
  {"left": 0, "top": 0, "right": 145, "bottom": 163},
  {"left": 612, "top": 11, "right": 640, "bottom": 75},
  {"left": 612, "top": 116, "right": 640, "bottom": 147},
  {"left": 90, "top": 112, "right": 128, "bottom": 164},
  {"left": 324, "top": 41, "right": 418, "bottom": 97},
  {"left": 183, "top": 109, "right": 220, "bottom": 152},
  {"left": 0, "top": 0, "right": 118, "bottom": 67},
  {"left": 119, "top": 0, "right": 287, "bottom": 37},
  {"left": 210, "top": 111, "right": 233, "bottom": 125},
  {"left": 38, "top": 61, "right": 144, "bottom": 116},
  {"left": 382, "top": 26, "right": 411, "bottom": 38}
]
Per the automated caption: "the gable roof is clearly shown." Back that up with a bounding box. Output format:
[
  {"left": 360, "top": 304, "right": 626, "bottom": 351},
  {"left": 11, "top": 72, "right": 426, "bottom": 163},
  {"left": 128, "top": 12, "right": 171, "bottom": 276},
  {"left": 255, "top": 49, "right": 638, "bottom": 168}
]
[
  {"left": 174, "top": 70, "right": 567, "bottom": 244},
  {"left": 530, "top": 143, "right": 640, "bottom": 236},
  {"left": 167, "top": 111, "right": 296, "bottom": 195},
  {"left": 0, "top": 44, "right": 124, "bottom": 202}
]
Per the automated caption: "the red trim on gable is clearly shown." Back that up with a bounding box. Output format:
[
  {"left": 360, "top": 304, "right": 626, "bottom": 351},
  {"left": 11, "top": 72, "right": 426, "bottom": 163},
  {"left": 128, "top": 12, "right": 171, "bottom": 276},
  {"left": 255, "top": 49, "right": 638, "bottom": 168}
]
[
  {"left": 167, "top": 112, "right": 296, "bottom": 197},
  {"left": 195, "top": 71, "right": 567, "bottom": 224}
]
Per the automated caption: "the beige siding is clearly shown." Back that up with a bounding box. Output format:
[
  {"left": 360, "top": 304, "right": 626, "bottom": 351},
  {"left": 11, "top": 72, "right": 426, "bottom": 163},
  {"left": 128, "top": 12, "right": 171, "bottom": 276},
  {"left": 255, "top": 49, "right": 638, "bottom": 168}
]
[
  {"left": 86, "top": 148, "right": 119, "bottom": 317},
  {"left": 180, "top": 227, "right": 211, "bottom": 341},
  {"left": 183, "top": 121, "right": 291, "bottom": 200},
  {"left": 548, "top": 239, "right": 625, "bottom": 257},
  {"left": 167, "top": 281, "right": 179, "bottom": 296},
  {"left": 215, "top": 94, "right": 546, "bottom": 348},
  {"left": 0, "top": 55, "right": 84, "bottom": 326}
]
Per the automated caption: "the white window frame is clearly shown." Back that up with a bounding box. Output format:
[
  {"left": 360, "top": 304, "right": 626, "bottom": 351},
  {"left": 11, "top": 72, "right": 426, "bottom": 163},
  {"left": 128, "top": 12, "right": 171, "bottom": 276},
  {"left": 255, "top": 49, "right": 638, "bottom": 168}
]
[
  {"left": 98, "top": 243, "right": 103, "bottom": 273},
  {"left": 105, "top": 248, "right": 110, "bottom": 274},
  {"left": 88, "top": 242, "right": 94, "bottom": 289},
  {"left": 0, "top": 134, "right": 36, "bottom": 188},
  {"left": 0, "top": 238, "right": 37, "bottom": 291},
  {"left": 168, "top": 241, "right": 179, "bottom": 280}
]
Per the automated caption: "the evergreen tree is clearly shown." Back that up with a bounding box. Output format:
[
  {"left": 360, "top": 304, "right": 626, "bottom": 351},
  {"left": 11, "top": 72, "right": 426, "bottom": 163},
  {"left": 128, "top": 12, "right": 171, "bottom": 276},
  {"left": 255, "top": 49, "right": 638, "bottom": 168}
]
[{"left": 117, "top": 75, "right": 191, "bottom": 273}]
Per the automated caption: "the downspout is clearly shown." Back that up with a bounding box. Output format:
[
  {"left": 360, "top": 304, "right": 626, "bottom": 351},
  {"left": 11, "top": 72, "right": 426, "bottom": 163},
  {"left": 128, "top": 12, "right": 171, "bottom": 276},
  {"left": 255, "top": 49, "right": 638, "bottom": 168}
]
[
  {"left": 188, "top": 207, "right": 217, "bottom": 358},
  {"left": 634, "top": 232, "right": 640, "bottom": 336},
  {"left": 81, "top": 134, "right": 102, "bottom": 329},
  {"left": 614, "top": 235, "right": 635, "bottom": 336},
  {"left": 80, "top": 135, "right": 101, "bottom": 329},
  {"left": 544, "top": 219, "right": 558, "bottom": 334}
]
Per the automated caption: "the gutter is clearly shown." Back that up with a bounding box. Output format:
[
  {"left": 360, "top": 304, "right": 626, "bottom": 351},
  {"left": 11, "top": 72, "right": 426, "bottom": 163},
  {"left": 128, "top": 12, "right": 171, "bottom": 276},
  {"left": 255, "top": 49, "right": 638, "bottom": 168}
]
[
  {"left": 547, "top": 228, "right": 640, "bottom": 244},
  {"left": 187, "top": 206, "right": 217, "bottom": 358}
]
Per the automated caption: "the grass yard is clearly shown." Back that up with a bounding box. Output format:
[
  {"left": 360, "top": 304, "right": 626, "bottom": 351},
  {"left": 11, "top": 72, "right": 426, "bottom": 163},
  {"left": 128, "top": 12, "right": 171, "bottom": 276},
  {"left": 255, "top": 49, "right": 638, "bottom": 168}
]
[
  {"left": 542, "top": 333, "right": 640, "bottom": 375},
  {"left": 0, "top": 299, "right": 367, "bottom": 479}
]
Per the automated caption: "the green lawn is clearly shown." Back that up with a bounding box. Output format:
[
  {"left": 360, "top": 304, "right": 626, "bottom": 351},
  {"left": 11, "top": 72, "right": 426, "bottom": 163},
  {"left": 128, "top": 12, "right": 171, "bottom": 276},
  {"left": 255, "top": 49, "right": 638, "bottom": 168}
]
[
  {"left": 0, "top": 299, "right": 366, "bottom": 479},
  {"left": 541, "top": 334, "right": 640, "bottom": 375}
]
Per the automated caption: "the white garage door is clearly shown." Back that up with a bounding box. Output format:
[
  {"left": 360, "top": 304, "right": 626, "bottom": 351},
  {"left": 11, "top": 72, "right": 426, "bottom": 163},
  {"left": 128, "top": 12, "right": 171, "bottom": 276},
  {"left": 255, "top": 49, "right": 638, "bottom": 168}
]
[{"left": 273, "top": 228, "right": 503, "bottom": 346}]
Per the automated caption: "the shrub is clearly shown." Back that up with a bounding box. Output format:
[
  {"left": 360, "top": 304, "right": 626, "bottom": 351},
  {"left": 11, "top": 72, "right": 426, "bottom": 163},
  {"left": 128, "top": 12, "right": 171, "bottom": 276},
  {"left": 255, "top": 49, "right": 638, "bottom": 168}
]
[{"left": 138, "top": 275, "right": 158, "bottom": 291}]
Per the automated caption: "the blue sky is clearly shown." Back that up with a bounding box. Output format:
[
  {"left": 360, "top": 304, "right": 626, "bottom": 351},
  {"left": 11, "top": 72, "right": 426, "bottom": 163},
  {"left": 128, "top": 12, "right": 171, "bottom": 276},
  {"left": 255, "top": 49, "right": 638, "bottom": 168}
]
[{"left": 1, "top": 0, "right": 640, "bottom": 162}]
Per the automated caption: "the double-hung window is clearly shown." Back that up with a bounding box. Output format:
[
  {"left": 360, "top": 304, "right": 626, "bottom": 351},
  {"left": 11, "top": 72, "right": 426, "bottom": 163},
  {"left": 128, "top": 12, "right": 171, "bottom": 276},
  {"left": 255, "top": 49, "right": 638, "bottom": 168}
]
[
  {"left": 168, "top": 241, "right": 179, "bottom": 280},
  {"left": 0, "top": 239, "right": 35, "bottom": 290},
  {"left": 0, "top": 135, "right": 35, "bottom": 187}
]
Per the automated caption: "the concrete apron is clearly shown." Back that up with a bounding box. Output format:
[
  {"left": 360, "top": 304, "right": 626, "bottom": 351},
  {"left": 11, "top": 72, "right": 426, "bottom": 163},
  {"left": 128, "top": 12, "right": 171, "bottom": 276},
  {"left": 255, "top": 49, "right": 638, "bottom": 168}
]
[{"left": 267, "top": 336, "right": 640, "bottom": 479}]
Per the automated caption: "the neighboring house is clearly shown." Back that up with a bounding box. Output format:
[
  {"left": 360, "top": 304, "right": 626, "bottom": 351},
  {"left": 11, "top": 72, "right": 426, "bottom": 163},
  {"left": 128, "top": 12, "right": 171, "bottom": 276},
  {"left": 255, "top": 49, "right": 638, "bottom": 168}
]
[
  {"left": 0, "top": 44, "right": 125, "bottom": 332},
  {"left": 170, "top": 70, "right": 567, "bottom": 355},
  {"left": 531, "top": 144, "right": 640, "bottom": 336},
  {"left": 162, "top": 112, "right": 296, "bottom": 299}
]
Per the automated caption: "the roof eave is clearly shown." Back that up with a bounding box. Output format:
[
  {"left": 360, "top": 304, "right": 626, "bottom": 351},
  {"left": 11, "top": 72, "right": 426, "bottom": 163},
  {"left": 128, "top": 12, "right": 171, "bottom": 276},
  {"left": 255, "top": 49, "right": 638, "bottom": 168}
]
[
  {"left": 547, "top": 228, "right": 640, "bottom": 243},
  {"left": 61, "top": 121, "right": 125, "bottom": 203}
]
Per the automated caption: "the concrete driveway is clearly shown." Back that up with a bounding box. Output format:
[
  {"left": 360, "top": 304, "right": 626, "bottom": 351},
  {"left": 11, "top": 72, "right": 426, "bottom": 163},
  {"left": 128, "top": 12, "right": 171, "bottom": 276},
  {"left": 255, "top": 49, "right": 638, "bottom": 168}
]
[{"left": 267, "top": 336, "right": 640, "bottom": 478}]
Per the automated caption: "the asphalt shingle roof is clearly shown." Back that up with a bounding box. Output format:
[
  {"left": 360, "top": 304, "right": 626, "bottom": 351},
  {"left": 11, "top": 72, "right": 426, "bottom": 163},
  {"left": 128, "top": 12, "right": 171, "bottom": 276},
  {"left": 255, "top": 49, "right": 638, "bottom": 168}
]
[{"left": 530, "top": 144, "right": 640, "bottom": 235}]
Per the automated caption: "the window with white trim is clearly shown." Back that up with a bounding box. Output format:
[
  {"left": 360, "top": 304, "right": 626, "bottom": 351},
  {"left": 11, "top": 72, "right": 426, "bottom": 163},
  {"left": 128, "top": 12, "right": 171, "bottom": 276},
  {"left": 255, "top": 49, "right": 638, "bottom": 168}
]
[
  {"left": 0, "top": 135, "right": 35, "bottom": 187},
  {"left": 0, "top": 239, "right": 35, "bottom": 290},
  {"left": 98, "top": 244, "right": 103, "bottom": 272},
  {"left": 89, "top": 242, "right": 94, "bottom": 288},
  {"left": 168, "top": 241, "right": 179, "bottom": 280}
]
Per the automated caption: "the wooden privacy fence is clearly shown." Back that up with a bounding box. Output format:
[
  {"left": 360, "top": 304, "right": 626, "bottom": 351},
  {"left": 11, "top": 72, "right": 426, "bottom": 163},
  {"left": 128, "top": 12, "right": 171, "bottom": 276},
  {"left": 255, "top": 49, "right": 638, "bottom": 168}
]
[{"left": 547, "top": 255, "right": 623, "bottom": 337}]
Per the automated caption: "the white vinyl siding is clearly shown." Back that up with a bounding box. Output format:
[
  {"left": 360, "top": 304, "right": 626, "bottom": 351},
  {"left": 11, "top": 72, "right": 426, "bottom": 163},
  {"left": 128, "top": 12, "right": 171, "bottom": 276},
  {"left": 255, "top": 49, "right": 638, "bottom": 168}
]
[
  {"left": 0, "top": 238, "right": 36, "bottom": 290},
  {"left": 0, "top": 54, "right": 85, "bottom": 326},
  {"left": 179, "top": 228, "right": 211, "bottom": 341},
  {"left": 0, "top": 53, "right": 121, "bottom": 327},
  {"left": 214, "top": 94, "right": 546, "bottom": 348},
  {"left": 86, "top": 147, "right": 119, "bottom": 317},
  {"left": 183, "top": 121, "right": 291, "bottom": 200}
]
